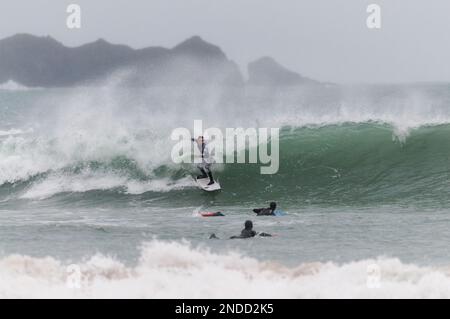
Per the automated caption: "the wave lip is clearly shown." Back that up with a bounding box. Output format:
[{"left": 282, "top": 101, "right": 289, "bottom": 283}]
[{"left": 1, "top": 240, "right": 449, "bottom": 298}]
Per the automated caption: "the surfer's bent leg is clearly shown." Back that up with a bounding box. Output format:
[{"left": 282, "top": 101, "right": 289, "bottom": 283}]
[
  {"left": 197, "top": 163, "right": 208, "bottom": 179},
  {"left": 204, "top": 163, "right": 214, "bottom": 185}
]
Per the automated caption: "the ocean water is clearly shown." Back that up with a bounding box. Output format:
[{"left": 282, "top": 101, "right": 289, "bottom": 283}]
[{"left": 1, "top": 81, "right": 450, "bottom": 298}]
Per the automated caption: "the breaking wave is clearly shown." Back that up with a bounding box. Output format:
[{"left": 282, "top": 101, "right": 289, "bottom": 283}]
[
  {"left": 1, "top": 83, "right": 450, "bottom": 206},
  {"left": 1, "top": 240, "right": 449, "bottom": 298}
]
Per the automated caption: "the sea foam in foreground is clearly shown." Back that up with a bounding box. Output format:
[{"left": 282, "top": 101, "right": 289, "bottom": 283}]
[{"left": 1, "top": 240, "right": 450, "bottom": 299}]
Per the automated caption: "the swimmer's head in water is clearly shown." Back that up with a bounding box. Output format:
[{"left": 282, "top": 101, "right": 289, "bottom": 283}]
[
  {"left": 244, "top": 220, "right": 253, "bottom": 230},
  {"left": 270, "top": 202, "right": 277, "bottom": 210}
]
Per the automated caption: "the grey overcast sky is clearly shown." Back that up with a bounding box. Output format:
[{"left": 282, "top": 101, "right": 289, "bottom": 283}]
[{"left": 0, "top": 0, "right": 449, "bottom": 83}]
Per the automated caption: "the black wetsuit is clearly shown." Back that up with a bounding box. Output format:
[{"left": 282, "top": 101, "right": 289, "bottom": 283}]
[
  {"left": 230, "top": 229, "right": 259, "bottom": 239},
  {"left": 253, "top": 207, "right": 275, "bottom": 216},
  {"left": 240, "top": 229, "right": 257, "bottom": 238}
]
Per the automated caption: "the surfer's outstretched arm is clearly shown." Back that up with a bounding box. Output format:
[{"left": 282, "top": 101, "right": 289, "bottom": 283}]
[
  {"left": 253, "top": 208, "right": 262, "bottom": 214},
  {"left": 258, "top": 232, "right": 272, "bottom": 237}
]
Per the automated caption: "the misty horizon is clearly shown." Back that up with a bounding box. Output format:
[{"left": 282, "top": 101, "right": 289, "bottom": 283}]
[{"left": 1, "top": 0, "right": 450, "bottom": 84}]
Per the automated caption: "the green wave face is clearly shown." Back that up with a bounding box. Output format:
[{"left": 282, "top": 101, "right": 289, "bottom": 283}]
[
  {"left": 215, "top": 123, "right": 450, "bottom": 207},
  {"left": 174, "top": 122, "right": 450, "bottom": 208}
]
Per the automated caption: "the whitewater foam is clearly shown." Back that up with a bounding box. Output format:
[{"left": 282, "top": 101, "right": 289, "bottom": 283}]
[
  {"left": 0, "top": 129, "right": 31, "bottom": 137},
  {"left": 20, "top": 171, "right": 195, "bottom": 200},
  {"left": 0, "top": 240, "right": 449, "bottom": 298},
  {"left": 0, "top": 80, "right": 38, "bottom": 91}
]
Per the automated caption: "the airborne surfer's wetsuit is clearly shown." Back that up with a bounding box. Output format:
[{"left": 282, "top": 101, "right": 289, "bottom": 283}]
[
  {"left": 253, "top": 202, "right": 277, "bottom": 216},
  {"left": 192, "top": 137, "right": 214, "bottom": 185}
]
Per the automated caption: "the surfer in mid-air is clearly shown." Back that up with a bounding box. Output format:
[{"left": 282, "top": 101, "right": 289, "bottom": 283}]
[{"left": 192, "top": 136, "right": 215, "bottom": 185}]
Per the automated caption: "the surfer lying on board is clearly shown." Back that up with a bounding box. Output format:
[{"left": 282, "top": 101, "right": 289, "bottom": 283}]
[
  {"left": 192, "top": 136, "right": 215, "bottom": 185},
  {"left": 229, "top": 220, "right": 272, "bottom": 239},
  {"left": 209, "top": 221, "right": 271, "bottom": 239},
  {"left": 253, "top": 202, "right": 277, "bottom": 216}
]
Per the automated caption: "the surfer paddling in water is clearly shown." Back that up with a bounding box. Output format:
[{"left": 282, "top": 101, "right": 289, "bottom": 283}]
[
  {"left": 230, "top": 220, "right": 272, "bottom": 239},
  {"left": 192, "top": 136, "right": 215, "bottom": 185},
  {"left": 210, "top": 220, "right": 272, "bottom": 239},
  {"left": 253, "top": 202, "right": 277, "bottom": 216}
]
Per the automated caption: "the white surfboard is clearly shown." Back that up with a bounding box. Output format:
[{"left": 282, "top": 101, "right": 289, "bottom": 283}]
[{"left": 195, "top": 177, "right": 221, "bottom": 192}]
